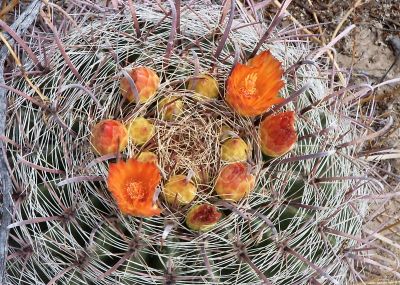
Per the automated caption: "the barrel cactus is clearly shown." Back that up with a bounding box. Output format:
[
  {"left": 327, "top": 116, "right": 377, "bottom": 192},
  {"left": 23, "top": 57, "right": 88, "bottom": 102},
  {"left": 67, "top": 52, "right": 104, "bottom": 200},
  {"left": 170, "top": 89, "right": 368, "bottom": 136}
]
[{"left": 3, "top": 1, "right": 383, "bottom": 284}]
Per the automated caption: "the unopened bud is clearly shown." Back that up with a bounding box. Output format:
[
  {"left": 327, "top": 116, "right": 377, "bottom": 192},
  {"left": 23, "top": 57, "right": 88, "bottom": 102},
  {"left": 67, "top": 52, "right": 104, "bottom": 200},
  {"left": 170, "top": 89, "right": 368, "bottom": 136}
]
[
  {"left": 127, "top": 117, "right": 155, "bottom": 146},
  {"left": 215, "top": 162, "right": 255, "bottom": 201},
  {"left": 120, "top": 66, "right": 160, "bottom": 103},
  {"left": 186, "top": 204, "right": 221, "bottom": 231},
  {"left": 163, "top": 175, "right": 197, "bottom": 205},
  {"left": 187, "top": 74, "right": 219, "bottom": 100},
  {"left": 137, "top": 151, "right": 158, "bottom": 164},
  {"left": 221, "top": 138, "right": 248, "bottom": 162},
  {"left": 259, "top": 111, "right": 297, "bottom": 157},
  {"left": 90, "top": 119, "right": 128, "bottom": 155},
  {"left": 158, "top": 96, "right": 184, "bottom": 121}
]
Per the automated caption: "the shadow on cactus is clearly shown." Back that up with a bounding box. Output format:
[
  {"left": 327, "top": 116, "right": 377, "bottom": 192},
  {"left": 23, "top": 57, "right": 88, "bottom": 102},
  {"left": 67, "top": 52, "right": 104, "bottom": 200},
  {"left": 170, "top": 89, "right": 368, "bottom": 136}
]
[{"left": 4, "top": 1, "right": 384, "bottom": 285}]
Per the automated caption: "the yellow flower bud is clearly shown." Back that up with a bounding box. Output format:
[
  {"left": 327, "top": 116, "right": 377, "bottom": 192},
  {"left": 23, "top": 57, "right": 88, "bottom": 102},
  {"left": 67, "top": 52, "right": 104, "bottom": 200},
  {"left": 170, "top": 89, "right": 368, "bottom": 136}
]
[
  {"left": 120, "top": 66, "right": 160, "bottom": 103},
  {"left": 158, "top": 96, "right": 184, "bottom": 121},
  {"left": 90, "top": 119, "right": 128, "bottom": 156},
  {"left": 215, "top": 162, "right": 255, "bottom": 201},
  {"left": 187, "top": 74, "right": 219, "bottom": 100},
  {"left": 221, "top": 138, "right": 248, "bottom": 162},
  {"left": 163, "top": 175, "right": 197, "bottom": 205},
  {"left": 186, "top": 204, "right": 221, "bottom": 231},
  {"left": 137, "top": 151, "right": 158, "bottom": 164},
  {"left": 127, "top": 117, "right": 155, "bottom": 146}
]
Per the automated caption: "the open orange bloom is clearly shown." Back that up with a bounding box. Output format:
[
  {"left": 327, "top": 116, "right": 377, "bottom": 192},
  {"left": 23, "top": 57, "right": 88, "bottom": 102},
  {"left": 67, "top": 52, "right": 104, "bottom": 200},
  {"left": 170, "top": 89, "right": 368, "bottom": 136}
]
[
  {"left": 107, "top": 158, "right": 161, "bottom": 217},
  {"left": 226, "top": 51, "right": 284, "bottom": 117}
]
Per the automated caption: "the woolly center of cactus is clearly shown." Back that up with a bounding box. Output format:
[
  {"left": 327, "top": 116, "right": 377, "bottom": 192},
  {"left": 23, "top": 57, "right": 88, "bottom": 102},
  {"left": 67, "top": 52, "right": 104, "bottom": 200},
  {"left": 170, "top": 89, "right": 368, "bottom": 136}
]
[
  {"left": 153, "top": 94, "right": 261, "bottom": 194},
  {"left": 157, "top": 106, "right": 218, "bottom": 181}
]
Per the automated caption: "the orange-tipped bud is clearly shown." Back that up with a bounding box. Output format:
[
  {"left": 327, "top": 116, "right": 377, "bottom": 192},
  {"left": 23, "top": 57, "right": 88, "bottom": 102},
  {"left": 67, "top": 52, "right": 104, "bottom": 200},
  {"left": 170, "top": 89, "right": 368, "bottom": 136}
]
[
  {"left": 259, "top": 111, "right": 297, "bottom": 157},
  {"left": 90, "top": 119, "right": 128, "bottom": 156},
  {"left": 120, "top": 66, "right": 160, "bottom": 103},
  {"left": 215, "top": 162, "right": 255, "bottom": 201},
  {"left": 187, "top": 74, "right": 219, "bottom": 100},
  {"left": 137, "top": 151, "right": 158, "bottom": 164},
  {"left": 221, "top": 138, "right": 248, "bottom": 162},
  {"left": 163, "top": 175, "right": 197, "bottom": 205},
  {"left": 186, "top": 204, "right": 221, "bottom": 231},
  {"left": 127, "top": 117, "right": 155, "bottom": 146},
  {"left": 158, "top": 96, "right": 184, "bottom": 121}
]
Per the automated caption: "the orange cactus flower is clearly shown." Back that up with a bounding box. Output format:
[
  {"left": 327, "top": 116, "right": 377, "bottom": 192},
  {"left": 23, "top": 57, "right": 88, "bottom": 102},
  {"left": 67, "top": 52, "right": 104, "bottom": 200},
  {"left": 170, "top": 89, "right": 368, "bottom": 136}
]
[
  {"left": 120, "top": 66, "right": 160, "bottom": 103},
  {"left": 226, "top": 51, "right": 284, "bottom": 117},
  {"left": 259, "top": 111, "right": 297, "bottom": 157},
  {"left": 107, "top": 158, "right": 162, "bottom": 217}
]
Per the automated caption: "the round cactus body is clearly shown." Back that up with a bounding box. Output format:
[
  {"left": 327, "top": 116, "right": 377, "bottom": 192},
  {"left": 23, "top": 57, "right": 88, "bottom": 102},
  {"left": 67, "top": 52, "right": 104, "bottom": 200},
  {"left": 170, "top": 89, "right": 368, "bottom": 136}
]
[{"left": 4, "top": 2, "right": 379, "bottom": 285}]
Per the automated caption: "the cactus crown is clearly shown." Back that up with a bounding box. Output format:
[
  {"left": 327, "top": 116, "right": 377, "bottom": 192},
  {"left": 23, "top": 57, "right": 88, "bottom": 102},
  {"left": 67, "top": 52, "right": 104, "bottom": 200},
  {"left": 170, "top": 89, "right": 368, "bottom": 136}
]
[{"left": 4, "top": 1, "right": 381, "bottom": 284}]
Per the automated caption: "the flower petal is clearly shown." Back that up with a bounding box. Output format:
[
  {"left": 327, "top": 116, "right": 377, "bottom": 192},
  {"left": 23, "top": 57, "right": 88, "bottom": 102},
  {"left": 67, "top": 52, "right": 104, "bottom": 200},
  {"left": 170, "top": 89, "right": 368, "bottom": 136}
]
[
  {"left": 107, "top": 158, "right": 161, "bottom": 217},
  {"left": 226, "top": 51, "right": 284, "bottom": 117},
  {"left": 247, "top": 50, "right": 274, "bottom": 67}
]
